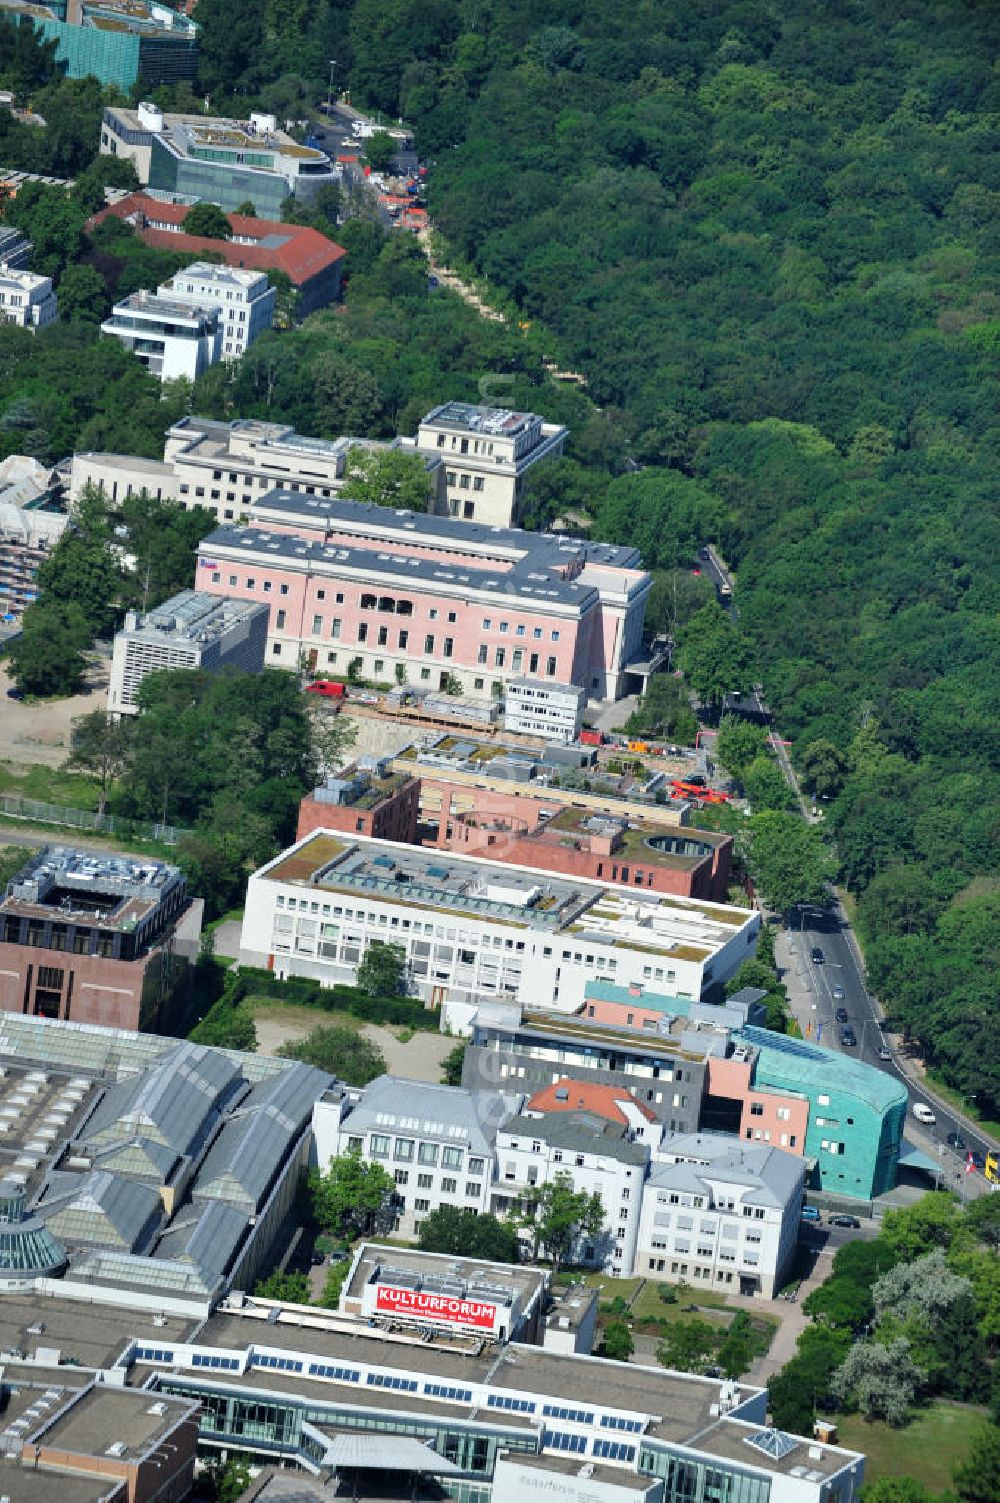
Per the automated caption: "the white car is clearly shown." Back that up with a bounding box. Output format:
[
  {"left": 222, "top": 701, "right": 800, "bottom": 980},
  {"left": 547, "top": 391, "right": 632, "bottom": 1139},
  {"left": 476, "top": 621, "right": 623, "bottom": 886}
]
[{"left": 912, "top": 1102, "right": 936, "bottom": 1126}]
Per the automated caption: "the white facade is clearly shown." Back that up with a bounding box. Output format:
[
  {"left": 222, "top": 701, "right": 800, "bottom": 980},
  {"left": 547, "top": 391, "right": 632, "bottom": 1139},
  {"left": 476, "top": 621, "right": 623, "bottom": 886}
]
[
  {"left": 0, "top": 263, "right": 57, "bottom": 329},
  {"left": 637, "top": 1134, "right": 806, "bottom": 1298},
  {"left": 108, "top": 589, "right": 269, "bottom": 715},
  {"left": 312, "top": 1077, "right": 508, "bottom": 1239},
  {"left": 240, "top": 831, "right": 760, "bottom": 1013},
  {"left": 493, "top": 1113, "right": 648, "bottom": 1275},
  {"left": 101, "top": 291, "right": 221, "bottom": 382},
  {"left": 505, "top": 677, "right": 586, "bottom": 743},
  {"left": 160, "top": 262, "right": 275, "bottom": 360},
  {"left": 412, "top": 400, "right": 569, "bottom": 527}
]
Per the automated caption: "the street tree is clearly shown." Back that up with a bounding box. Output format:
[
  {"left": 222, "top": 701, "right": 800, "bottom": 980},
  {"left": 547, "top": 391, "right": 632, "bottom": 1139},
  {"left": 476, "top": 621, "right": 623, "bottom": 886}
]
[
  {"left": 742, "top": 811, "right": 833, "bottom": 916},
  {"left": 676, "top": 603, "right": 752, "bottom": 713},
  {"left": 743, "top": 754, "right": 793, "bottom": 811},
  {"left": 310, "top": 1149, "right": 395, "bottom": 1241},
  {"left": 65, "top": 710, "right": 134, "bottom": 815},
  {"left": 57, "top": 264, "right": 109, "bottom": 324},
  {"left": 524, "top": 1172, "right": 604, "bottom": 1271},
  {"left": 714, "top": 716, "right": 767, "bottom": 780},
  {"left": 279, "top": 1025, "right": 386, "bottom": 1086},
  {"left": 345, "top": 447, "right": 433, "bottom": 511},
  {"left": 799, "top": 740, "right": 848, "bottom": 800},
  {"left": 365, "top": 130, "right": 398, "bottom": 172},
  {"left": 184, "top": 202, "right": 232, "bottom": 239}
]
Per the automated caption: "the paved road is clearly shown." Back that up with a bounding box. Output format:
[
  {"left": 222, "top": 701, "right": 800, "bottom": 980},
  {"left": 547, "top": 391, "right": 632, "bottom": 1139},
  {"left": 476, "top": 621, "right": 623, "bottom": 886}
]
[{"left": 781, "top": 901, "right": 993, "bottom": 1198}]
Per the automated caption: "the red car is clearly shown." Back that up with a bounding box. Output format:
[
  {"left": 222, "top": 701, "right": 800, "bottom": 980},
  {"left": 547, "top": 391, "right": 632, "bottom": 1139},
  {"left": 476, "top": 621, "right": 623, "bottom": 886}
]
[{"left": 306, "top": 680, "right": 347, "bottom": 699}]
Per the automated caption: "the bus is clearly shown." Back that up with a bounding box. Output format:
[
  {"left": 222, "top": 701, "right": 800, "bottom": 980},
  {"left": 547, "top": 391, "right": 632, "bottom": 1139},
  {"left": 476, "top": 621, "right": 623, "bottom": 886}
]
[{"left": 985, "top": 1151, "right": 999, "bottom": 1185}]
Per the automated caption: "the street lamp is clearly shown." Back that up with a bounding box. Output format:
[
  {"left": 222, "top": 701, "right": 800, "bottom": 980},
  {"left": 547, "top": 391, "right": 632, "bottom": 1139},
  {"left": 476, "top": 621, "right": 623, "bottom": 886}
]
[{"left": 326, "top": 60, "right": 337, "bottom": 116}]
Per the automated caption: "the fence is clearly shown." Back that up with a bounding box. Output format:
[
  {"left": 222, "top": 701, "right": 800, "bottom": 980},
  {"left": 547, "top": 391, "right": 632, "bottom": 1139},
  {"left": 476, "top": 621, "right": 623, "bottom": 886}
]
[{"left": 0, "top": 793, "right": 187, "bottom": 846}]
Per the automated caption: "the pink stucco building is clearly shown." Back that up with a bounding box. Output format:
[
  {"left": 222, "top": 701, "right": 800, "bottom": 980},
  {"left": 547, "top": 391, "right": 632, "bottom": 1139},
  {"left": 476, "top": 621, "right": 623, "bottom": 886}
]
[{"left": 195, "top": 491, "right": 651, "bottom": 701}]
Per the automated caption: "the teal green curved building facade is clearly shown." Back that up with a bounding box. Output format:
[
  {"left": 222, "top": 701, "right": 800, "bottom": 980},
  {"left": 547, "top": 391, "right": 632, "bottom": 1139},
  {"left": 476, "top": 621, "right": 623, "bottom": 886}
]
[{"left": 736, "top": 1026, "right": 908, "bottom": 1199}]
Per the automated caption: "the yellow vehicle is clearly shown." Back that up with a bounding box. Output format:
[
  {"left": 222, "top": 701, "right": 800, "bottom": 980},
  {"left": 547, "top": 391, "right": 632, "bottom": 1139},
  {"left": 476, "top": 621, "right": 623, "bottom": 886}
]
[{"left": 985, "top": 1151, "right": 999, "bottom": 1184}]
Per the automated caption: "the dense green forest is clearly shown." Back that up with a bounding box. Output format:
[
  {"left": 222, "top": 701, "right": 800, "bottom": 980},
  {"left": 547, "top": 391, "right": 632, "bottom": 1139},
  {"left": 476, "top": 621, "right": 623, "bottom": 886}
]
[
  {"left": 191, "top": 0, "right": 1000, "bottom": 1112},
  {"left": 0, "top": 4, "right": 998, "bottom": 1107}
]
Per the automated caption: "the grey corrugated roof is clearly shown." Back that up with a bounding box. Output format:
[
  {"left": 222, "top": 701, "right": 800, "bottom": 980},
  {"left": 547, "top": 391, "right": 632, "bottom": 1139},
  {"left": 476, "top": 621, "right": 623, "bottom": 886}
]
[
  {"left": 154, "top": 1200, "right": 248, "bottom": 1276},
  {"left": 345, "top": 1076, "right": 513, "bottom": 1156},
  {"left": 502, "top": 1111, "right": 649, "bottom": 1166},
  {"left": 81, "top": 1042, "right": 242, "bottom": 1157},
  {"left": 191, "top": 1105, "right": 295, "bottom": 1211},
  {"left": 38, "top": 1169, "right": 162, "bottom": 1251},
  {"left": 238, "top": 1060, "right": 333, "bottom": 1131}
]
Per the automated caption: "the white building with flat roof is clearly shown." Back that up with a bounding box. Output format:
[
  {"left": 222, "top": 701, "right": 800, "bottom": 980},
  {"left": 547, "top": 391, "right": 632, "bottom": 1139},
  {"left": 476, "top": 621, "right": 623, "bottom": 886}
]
[
  {"left": 0, "top": 263, "right": 57, "bottom": 329},
  {"left": 411, "top": 401, "right": 569, "bottom": 527},
  {"left": 240, "top": 829, "right": 759, "bottom": 1011},
  {"left": 101, "top": 290, "right": 221, "bottom": 382},
  {"left": 108, "top": 588, "right": 269, "bottom": 715},
  {"left": 505, "top": 677, "right": 586, "bottom": 742},
  {"left": 160, "top": 261, "right": 275, "bottom": 360}
]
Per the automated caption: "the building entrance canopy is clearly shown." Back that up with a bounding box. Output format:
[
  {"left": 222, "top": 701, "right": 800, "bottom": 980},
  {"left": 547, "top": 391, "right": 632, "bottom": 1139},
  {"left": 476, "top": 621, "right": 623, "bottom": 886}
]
[{"left": 323, "top": 1434, "right": 462, "bottom": 1474}]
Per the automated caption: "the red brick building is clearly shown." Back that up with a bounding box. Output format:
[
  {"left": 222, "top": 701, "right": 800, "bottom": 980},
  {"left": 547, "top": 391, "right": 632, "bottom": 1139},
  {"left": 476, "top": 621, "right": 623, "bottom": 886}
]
[
  {"left": 0, "top": 847, "right": 202, "bottom": 1031},
  {"left": 297, "top": 769, "right": 732, "bottom": 902},
  {"left": 88, "top": 193, "right": 346, "bottom": 316}
]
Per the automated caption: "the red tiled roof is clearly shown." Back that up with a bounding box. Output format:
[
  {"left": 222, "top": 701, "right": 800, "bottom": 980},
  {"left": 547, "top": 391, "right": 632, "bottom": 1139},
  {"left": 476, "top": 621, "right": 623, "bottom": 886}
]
[
  {"left": 87, "top": 193, "right": 345, "bottom": 287},
  {"left": 526, "top": 1078, "right": 656, "bottom": 1126}
]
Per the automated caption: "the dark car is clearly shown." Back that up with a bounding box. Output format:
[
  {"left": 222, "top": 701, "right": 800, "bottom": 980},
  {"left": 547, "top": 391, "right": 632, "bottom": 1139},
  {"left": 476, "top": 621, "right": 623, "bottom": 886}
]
[
  {"left": 835, "top": 1007, "right": 849, "bottom": 1024},
  {"left": 811, "top": 946, "right": 825, "bottom": 965},
  {"left": 840, "top": 1027, "right": 857, "bottom": 1047},
  {"left": 969, "top": 1151, "right": 986, "bottom": 1171},
  {"left": 829, "top": 1214, "right": 861, "bottom": 1229},
  {"left": 310, "top": 1251, "right": 325, "bottom": 1265},
  {"left": 946, "top": 1132, "right": 968, "bottom": 1151},
  {"left": 5, "top": 686, "right": 24, "bottom": 700}
]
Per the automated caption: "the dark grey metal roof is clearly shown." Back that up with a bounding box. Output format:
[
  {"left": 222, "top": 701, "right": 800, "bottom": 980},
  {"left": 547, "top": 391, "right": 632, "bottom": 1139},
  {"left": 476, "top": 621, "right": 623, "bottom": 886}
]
[
  {"left": 38, "top": 1170, "right": 162, "bottom": 1252},
  {"left": 191, "top": 1105, "right": 297, "bottom": 1212},
  {"left": 81, "top": 1043, "right": 242, "bottom": 1158},
  {"left": 154, "top": 1200, "right": 248, "bottom": 1277}
]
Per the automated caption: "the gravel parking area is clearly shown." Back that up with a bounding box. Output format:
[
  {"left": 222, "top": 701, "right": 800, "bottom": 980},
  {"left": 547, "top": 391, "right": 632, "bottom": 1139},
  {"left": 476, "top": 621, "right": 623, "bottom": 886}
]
[
  {"left": 0, "top": 659, "right": 109, "bottom": 767},
  {"left": 254, "top": 1010, "right": 453, "bottom": 1084}
]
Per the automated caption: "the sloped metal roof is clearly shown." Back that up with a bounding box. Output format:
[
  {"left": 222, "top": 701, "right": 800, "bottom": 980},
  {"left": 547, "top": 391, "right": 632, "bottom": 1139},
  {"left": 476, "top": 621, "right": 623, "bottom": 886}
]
[
  {"left": 81, "top": 1042, "right": 242, "bottom": 1157},
  {"left": 191, "top": 1105, "right": 296, "bottom": 1212},
  {"left": 238, "top": 1060, "right": 333, "bottom": 1132},
  {"left": 39, "top": 1169, "right": 162, "bottom": 1251},
  {"left": 154, "top": 1200, "right": 248, "bottom": 1277},
  {"left": 345, "top": 1075, "right": 512, "bottom": 1156}
]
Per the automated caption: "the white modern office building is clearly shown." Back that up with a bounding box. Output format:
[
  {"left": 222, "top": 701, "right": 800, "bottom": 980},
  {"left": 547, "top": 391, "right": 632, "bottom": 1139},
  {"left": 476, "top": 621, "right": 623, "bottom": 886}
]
[
  {"left": 160, "top": 261, "right": 275, "bottom": 359},
  {"left": 101, "top": 289, "right": 221, "bottom": 381},
  {"left": 0, "top": 262, "right": 57, "bottom": 329},
  {"left": 240, "top": 830, "right": 760, "bottom": 1011},
  {"left": 637, "top": 1134, "right": 806, "bottom": 1298},
  {"left": 108, "top": 589, "right": 269, "bottom": 715},
  {"left": 504, "top": 677, "right": 586, "bottom": 742}
]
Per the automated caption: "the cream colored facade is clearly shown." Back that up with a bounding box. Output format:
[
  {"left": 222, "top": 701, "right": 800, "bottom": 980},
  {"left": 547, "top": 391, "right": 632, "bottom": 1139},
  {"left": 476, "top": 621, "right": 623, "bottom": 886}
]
[{"left": 410, "top": 400, "right": 569, "bottom": 527}]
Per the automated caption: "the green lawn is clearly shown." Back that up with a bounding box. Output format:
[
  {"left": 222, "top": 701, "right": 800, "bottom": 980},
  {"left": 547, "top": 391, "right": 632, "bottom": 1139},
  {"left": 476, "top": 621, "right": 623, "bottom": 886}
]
[
  {"left": 0, "top": 761, "right": 102, "bottom": 810},
  {"left": 838, "top": 1403, "right": 988, "bottom": 1492},
  {"left": 924, "top": 1072, "right": 1000, "bottom": 1140}
]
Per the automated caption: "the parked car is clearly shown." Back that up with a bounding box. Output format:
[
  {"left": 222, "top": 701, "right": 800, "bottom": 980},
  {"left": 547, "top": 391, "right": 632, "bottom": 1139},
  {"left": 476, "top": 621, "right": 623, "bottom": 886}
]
[
  {"left": 839, "top": 1027, "right": 857, "bottom": 1047},
  {"left": 355, "top": 691, "right": 380, "bottom": 705},
  {"left": 878, "top": 1046, "right": 893, "bottom": 1061},
  {"left": 305, "top": 680, "right": 347, "bottom": 699},
  {"left": 835, "top": 1007, "right": 849, "bottom": 1024},
  {"left": 832, "top": 984, "right": 845, "bottom": 1001},
  {"left": 912, "top": 1102, "right": 936, "bottom": 1125},
  {"left": 811, "top": 946, "right": 825, "bottom": 965},
  {"left": 946, "top": 1132, "right": 967, "bottom": 1151},
  {"left": 829, "top": 1215, "right": 861, "bottom": 1229},
  {"left": 800, "top": 1205, "right": 822, "bottom": 1223},
  {"left": 5, "top": 686, "right": 24, "bottom": 700}
]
